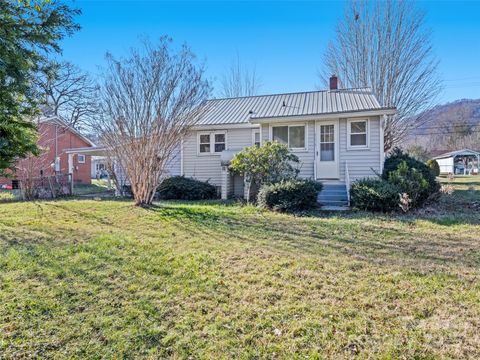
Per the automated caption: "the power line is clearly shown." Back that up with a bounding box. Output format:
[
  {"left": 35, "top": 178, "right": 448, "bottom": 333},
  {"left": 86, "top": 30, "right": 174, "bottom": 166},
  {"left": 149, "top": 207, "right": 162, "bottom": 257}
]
[
  {"left": 410, "top": 130, "right": 480, "bottom": 136},
  {"left": 412, "top": 124, "right": 480, "bottom": 130}
]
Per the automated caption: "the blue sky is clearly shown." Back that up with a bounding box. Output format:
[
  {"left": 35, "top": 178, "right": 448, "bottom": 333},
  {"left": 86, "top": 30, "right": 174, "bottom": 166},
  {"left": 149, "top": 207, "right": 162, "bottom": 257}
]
[{"left": 61, "top": 0, "right": 480, "bottom": 104}]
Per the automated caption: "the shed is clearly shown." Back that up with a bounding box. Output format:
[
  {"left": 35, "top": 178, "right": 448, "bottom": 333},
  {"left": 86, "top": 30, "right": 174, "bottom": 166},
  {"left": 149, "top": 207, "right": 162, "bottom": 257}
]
[{"left": 433, "top": 149, "right": 480, "bottom": 175}]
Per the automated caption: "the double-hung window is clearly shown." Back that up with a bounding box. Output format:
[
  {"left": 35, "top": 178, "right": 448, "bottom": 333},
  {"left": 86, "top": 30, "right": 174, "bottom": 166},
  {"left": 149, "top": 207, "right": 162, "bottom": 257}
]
[
  {"left": 252, "top": 129, "right": 261, "bottom": 146},
  {"left": 272, "top": 124, "right": 306, "bottom": 150},
  {"left": 198, "top": 131, "right": 227, "bottom": 154},
  {"left": 199, "top": 134, "right": 211, "bottom": 153},
  {"left": 347, "top": 119, "right": 369, "bottom": 148},
  {"left": 214, "top": 133, "right": 226, "bottom": 152}
]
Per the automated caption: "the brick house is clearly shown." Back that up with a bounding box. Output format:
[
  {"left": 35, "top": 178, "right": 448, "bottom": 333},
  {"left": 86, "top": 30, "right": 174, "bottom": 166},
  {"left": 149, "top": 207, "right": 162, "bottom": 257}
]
[{"left": 0, "top": 115, "right": 95, "bottom": 187}]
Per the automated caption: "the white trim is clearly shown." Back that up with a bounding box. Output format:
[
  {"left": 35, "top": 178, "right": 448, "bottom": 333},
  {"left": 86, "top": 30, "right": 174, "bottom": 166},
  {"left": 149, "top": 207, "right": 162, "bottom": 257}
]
[
  {"left": 380, "top": 115, "right": 386, "bottom": 173},
  {"left": 251, "top": 128, "right": 261, "bottom": 146},
  {"left": 180, "top": 137, "right": 184, "bottom": 176},
  {"left": 313, "top": 121, "right": 317, "bottom": 179},
  {"left": 196, "top": 130, "right": 228, "bottom": 156},
  {"left": 347, "top": 118, "right": 370, "bottom": 150},
  {"left": 316, "top": 119, "right": 340, "bottom": 179},
  {"left": 192, "top": 123, "right": 259, "bottom": 130},
  {"left": 250, "top": 109, "right": 397, "bottom": 124},
  {"left": 269, "top": 122, "right": 308, "bottom": 152},
  {"left": 77, "top": 154, "right": 86, "bottom": 164}
]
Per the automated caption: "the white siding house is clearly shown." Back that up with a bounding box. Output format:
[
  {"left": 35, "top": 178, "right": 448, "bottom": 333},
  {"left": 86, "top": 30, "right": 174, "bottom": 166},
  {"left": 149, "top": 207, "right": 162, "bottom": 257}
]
[
  {"left": 66, "top": 78, "right": 396, "bottom": 201},
  {"left": 183, "top": 81, "right": 395, "bottom": 199}
]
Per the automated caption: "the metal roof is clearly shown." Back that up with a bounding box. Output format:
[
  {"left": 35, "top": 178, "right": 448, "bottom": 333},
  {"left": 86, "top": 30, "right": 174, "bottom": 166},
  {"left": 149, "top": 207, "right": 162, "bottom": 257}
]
[
  {"left": 433, "top": 148, "right": 480, "bottom": 159},
  {"left": 195, "top": 88, "right": 392, "bottom": 126}
]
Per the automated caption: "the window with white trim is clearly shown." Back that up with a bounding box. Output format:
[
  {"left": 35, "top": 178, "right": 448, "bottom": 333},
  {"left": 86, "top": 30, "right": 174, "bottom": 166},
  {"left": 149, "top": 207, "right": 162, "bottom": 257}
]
[
  {"left": 198, "top": 131, "right": 227, "bottom": 154},
  {"left": 348, "top": 119, "right": 368, "bottom": 148},
  {"left": 252, "top": 129, "right": 261, "bottom": 146},
  {"left": 214, "top": 133, "right": 226, "bottom": 152},
  {"left": 77, "top": 154, "right": 86, "bottom": 164},
  {"left": 272, "top": 125, "right": 306, "bottom": 150},
  {"left": 199, "top": 134, "right": 211, "bottom": 153}
]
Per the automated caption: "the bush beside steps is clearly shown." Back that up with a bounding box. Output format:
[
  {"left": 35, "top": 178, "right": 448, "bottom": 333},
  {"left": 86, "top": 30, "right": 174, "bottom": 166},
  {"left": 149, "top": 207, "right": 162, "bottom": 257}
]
[
  {"left": 351, "top": 148, "right": 440, "bottom": 212},
  {"left": 257, "top": 180, "right": 323, "bottom": 213},
  {"left": 158, "top": 176, "right": 217, "bottom": 200}
]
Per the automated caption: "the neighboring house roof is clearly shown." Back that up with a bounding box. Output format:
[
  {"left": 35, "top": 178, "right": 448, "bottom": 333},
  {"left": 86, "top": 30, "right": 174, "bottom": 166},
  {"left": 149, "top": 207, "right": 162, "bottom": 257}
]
[
  {"left": 195, "top": 88, "right": 395, "bottom": 126},
  {"left": 433, "top": 148, "right": 480, "bottom": 159},
  {"left": 38, "top": 115, "right": 96, "bottom": 147}
]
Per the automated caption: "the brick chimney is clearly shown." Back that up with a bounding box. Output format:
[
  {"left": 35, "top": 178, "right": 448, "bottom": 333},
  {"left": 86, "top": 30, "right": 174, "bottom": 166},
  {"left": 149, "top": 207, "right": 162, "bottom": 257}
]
[{"left": 329, "top": 74, "right": 338, "bottom": 90}]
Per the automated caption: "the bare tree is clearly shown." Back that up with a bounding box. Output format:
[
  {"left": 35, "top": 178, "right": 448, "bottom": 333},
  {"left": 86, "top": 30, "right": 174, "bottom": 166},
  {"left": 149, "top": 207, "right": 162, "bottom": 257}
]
[
  {"left": 37, "top": 61, "right": 99, "bottom": 131},
  {"left": 15, "top": 121, "right": 54, "bottom": 199},
  {"left": 96, "top": 37, "right": 210, "bottom": 206},
  {"left": 220, "top": 53, "right": 261, "bottom": 98},
  {"left": 321, "top": 0, "right": 442, "bottom": 151}
]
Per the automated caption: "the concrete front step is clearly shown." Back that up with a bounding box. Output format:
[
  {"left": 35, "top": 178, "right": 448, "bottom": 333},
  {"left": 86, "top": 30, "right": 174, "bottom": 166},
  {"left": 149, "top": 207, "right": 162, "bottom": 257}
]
[
  {"left": 318, "top": 182, "right": 349, "bottom": 209},
  {"left": 319, "top": 200, "right": 348, "bottom": 206},
  {"left": 321, "top": 205, "right": 350, "bottom": 211},
  {"left": 322, "top": 185, "right": 347, "bottom": 190},
  {"left": 320, "top": 189, "right": 347, "bottom": 194}
]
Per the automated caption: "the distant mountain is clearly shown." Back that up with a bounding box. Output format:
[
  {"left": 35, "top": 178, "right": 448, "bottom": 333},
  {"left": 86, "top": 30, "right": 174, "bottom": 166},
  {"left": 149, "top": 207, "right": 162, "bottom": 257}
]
[{"left": 406, "top": 99, "right": 480, "bottom": 153}]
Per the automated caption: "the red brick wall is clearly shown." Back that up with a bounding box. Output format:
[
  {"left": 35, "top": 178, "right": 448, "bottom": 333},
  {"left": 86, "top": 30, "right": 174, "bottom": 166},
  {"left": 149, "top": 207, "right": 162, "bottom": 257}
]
[{"left": 0, "top": 121, "right": 92, "bottom": 186}]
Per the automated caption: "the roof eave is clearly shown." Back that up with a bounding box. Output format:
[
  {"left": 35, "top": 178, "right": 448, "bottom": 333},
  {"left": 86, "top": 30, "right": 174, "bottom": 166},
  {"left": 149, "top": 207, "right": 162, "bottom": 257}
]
[
  {"left": 249, "top": 108, "right": 397, "bottom": 124},
  {"left": 191, "top": 123, "right": 259, "bottom": 130}
]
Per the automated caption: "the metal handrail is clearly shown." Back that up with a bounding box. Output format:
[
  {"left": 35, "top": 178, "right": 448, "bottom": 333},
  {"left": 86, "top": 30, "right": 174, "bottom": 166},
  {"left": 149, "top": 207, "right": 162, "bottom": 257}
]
[{"left": 345, "top": 161, "right": 351, "bottom": 206}]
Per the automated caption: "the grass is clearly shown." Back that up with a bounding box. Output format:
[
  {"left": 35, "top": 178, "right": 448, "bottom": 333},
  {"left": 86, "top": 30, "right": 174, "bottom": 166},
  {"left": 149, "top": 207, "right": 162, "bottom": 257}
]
[
  {"left": 73, "top": 179, "right": 114, "bottom": 196},
  {"left": 0, "top": 180, "right": 479, "bottom": 358},
  {"left": 0, "top": 190, "right": 15, "bottom": 203}
]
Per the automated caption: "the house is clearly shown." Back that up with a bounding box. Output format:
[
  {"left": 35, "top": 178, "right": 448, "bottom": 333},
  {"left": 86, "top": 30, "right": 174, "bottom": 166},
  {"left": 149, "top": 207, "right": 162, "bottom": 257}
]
[
  {"left": 433, "top": 149, "right": 480, "bottom": 175},
  {"left": 0, "top": 114, "right": 95, "bottom": 188},
  {"left": 182, "top": 76, "right": 395, "bottom": 200},
  {"left": 67, "top": 76, "right": 395, "bottom": 203}
]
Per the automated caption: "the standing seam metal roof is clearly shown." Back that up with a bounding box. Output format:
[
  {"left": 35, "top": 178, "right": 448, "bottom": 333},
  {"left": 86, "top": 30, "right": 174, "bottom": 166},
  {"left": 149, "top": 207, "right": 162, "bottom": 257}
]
[{"left": 195, "top": 88, "right": 389, "bottom": 126}]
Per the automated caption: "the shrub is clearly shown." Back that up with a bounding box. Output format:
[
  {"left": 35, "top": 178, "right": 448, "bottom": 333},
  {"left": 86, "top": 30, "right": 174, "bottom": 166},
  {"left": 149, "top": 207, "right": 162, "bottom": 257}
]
[
  {"left": 229, "top": 141, "right": 300, "bottom": 201},
  {"left": 350, "top": 178, "right": 400, "bottom": 212},
  {"left": 426, "top": 159, "right": 440, "bottom": 177},
  {"left": 257, "top": 180, "right": 323, "bottom": 212},
  {"left": 383, "top": 148, "right": 439, "bottom": 194},
  {"left": 158, "top": 176, "right": 217, "bottom": 200},
  {"left": 388, "top": 160, "right": 430, "bottom": 207}
]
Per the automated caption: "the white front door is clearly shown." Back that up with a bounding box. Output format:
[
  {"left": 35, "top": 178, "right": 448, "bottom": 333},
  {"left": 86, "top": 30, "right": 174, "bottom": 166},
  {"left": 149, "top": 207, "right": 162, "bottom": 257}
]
[{"left": 316, "top": 120, "right": 339, "bottom": 179}]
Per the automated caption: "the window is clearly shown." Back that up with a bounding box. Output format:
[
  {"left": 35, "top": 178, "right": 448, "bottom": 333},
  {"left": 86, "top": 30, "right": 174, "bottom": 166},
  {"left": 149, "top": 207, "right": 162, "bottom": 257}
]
[
  {"left": 348, "top": 119, "right": 368, "bottom": 148},
  {"left": 198, "top": 132, "right": 227, "bottom": 154},
  {"left": 252, "top": 130, "right": 261, "bottom": 146},
  {"left": 54, "top": 157, "right": 61, "bottom": 172},
  {"left": 272, "top": 126, "right": 288, "bottom": 144},
  {"left": 214, "top": 133, "right": 226, "bottom": 152},
  {"left": 77, "top": 154, "right": 86, "bottom": 164},
  {"left": 199, "top": 134, "right": 211, "bottom": 153},
  {"left": 320, "top": 124, "right": 335, "bottom": 161},
  {"left": 272, "top": 125, "right": 306, "bottom": 150},
  {"left": 289, "top": 126, "right": 305, "bottom": 149}
]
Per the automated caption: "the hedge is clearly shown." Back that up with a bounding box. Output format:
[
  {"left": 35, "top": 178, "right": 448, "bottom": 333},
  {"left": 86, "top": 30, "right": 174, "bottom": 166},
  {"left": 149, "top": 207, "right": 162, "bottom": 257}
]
[{"left": 257, "top": 180, "right": 323, "bottom": 212}]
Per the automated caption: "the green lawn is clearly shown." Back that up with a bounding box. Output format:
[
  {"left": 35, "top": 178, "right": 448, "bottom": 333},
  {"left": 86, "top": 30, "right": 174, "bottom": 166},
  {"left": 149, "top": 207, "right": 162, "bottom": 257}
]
[
  {"left": 73, "top": 179, "right": 114, "bottom": 196},
  {"left": 1, "top": 179, "right": 479, "bottom": 358},
  {"left": 0, "top": 190, "right": 14, "bottom": 202}
]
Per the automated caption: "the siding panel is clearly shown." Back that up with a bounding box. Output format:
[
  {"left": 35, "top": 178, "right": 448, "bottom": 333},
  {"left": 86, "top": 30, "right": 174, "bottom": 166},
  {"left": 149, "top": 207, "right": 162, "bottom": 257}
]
[
  {"left": 182, "top": 128, "right": 255, "bottom": 187},
  {"left": 338, "top": 116, "right": 382, "bottom": 181}
]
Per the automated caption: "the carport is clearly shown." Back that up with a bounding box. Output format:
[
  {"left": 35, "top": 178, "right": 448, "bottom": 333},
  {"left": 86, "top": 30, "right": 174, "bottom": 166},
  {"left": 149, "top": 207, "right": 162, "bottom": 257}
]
[{"left": 433, "top": 149, "right": 480, "bottom": 175}]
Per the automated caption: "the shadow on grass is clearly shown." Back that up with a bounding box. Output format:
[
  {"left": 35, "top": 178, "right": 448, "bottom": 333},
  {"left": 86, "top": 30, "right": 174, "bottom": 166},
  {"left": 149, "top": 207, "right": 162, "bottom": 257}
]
[{"left": 146, "top": 202, "right": 480, "bottom": 270}]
